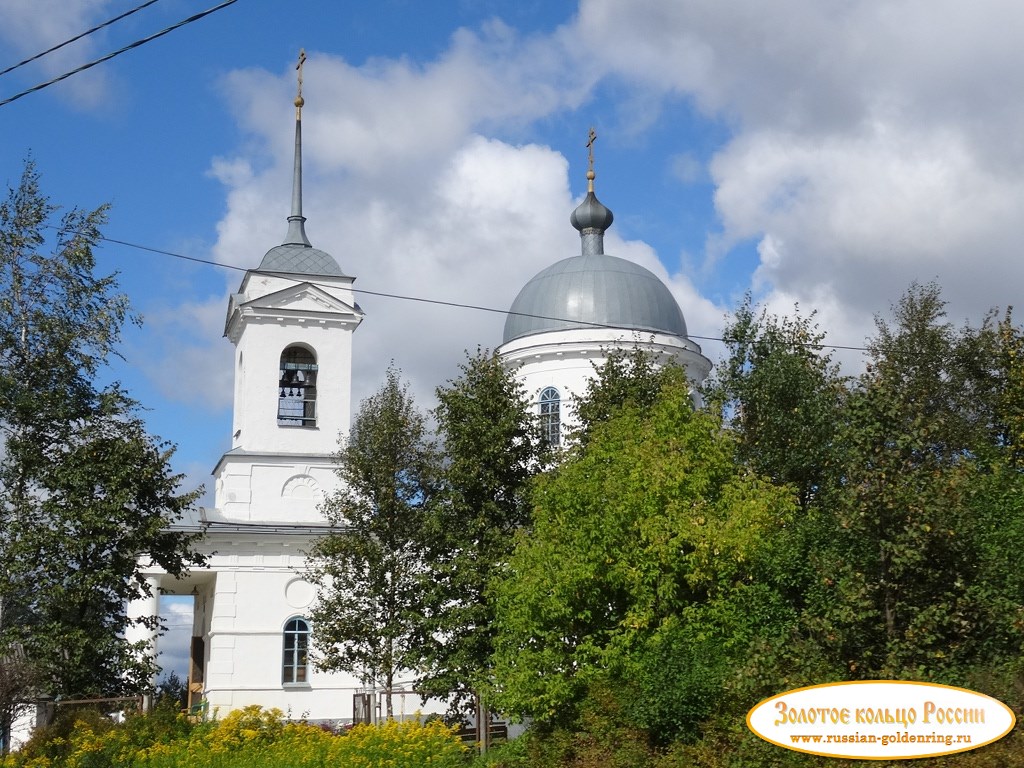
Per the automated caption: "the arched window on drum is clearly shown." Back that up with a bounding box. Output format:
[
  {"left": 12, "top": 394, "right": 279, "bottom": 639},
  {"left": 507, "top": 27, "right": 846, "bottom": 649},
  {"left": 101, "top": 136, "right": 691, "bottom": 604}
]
[
  {"left": 539, "top": 386, "right": 561, "bottom": 447},
  {"left": 278, "top": 346, "right": 318, "bottom": 427}
]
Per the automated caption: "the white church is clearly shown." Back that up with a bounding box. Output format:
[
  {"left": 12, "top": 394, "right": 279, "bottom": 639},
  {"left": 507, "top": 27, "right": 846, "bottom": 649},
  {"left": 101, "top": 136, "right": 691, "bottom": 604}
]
[{"left": 132, "top": 65, "right": 712, "bottom": 726}]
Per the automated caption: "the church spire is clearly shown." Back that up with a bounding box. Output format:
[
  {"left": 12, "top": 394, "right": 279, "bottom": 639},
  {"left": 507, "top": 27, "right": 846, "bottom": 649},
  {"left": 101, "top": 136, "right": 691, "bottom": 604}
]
[
  {"left": 570, "top": 127, "right": 614, "bottom": 256},
  {"left": 283, "top": 49, "right": 312, "bottom": 247}
]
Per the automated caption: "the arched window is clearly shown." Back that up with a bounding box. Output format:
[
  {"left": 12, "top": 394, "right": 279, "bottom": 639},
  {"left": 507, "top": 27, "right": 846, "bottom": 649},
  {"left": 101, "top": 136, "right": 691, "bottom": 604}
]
[
  {"left": 282, "top": 617, "right": 310, "bottom": 684},
  {"left": 278, "top": 346, "right": 318, "bottom": 427},
  {"left": 539, "top": 386, "right": 561, "bottom": 447}
]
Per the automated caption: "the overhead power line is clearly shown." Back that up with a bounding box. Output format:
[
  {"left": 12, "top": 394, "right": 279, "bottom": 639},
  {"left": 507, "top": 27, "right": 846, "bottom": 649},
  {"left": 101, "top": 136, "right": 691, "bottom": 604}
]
[
  {"left": 0, "top": 0, "right": 240, "bottom": 108},
  {"left": 94, "top": 232, "right": 871, "bottom": 353},
  {"left": 0, "top": 0, "right": 164, "bottom": 79}
]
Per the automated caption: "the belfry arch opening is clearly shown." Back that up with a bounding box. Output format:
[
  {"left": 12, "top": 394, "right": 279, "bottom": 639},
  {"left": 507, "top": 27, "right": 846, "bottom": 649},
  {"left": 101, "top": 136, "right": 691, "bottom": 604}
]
[{"left": 278, "top": 345, "right": 318, "bottom": 427}]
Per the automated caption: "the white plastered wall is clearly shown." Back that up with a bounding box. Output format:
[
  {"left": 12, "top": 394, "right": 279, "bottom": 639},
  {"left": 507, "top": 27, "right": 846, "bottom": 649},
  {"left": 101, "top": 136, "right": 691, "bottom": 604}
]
[
  {"left": 226, "top": 271, "right": 360, "bottom": 459},
  {"left": 198, "top": 541, "right": 363, "bottom": 720},
  {"left": 499, "top": 327, "right": 712, "bottom": 439}
]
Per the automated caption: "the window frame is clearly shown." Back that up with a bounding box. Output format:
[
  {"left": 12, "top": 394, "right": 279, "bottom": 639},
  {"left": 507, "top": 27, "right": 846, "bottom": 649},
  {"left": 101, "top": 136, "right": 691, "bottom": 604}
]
[
  {"left": 538, "top": 386, "right": 561, "bottom": 447},
  {"left": 282, "top": 616, "right": 311, "bottom": 686}
]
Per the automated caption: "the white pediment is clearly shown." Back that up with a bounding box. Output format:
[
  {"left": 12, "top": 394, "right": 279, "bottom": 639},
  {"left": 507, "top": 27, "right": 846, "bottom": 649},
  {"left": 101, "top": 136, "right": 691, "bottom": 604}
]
[
  {"left": 225, "top": 281, "right": 363, "bottom": 340},
  {"left": 244, "top": 282, "right": 359, "bottom": 316}
]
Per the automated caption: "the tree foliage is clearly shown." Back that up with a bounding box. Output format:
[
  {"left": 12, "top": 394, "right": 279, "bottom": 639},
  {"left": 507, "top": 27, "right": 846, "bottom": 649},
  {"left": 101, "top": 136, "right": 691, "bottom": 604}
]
[
  {"left": 811, "top": 284, "right": 1022, "bottom": 679},
  {"left": 420, "top": 350, "right": 548, "bottom": 714},
  {"left": 0, "top": 160, "right": 203, "bottom": 700},
  {"left": 704, "top": 295, "right": 845, "bottom": 511},
  {"left": 488, "top": 284, "right": 1024, "bottom": 765},
  {"left": 306, "top": 368, "right": 439, "bottom": 719},
  {"left": 572, "top": 346, "right": 685, "bottom": 445},
  {"left": 492, "top": 369, "right": 795, "bottom": 736}
]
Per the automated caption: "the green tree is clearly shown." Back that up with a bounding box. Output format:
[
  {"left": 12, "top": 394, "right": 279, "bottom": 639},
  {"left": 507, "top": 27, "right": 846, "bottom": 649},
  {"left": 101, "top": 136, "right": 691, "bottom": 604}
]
[
  {"left": 686, "top": 287, "right": 1024, "bottom": 752},
  {"left": 705, "top": 295, "right": 844, "bottom": 511},
  {"left": 491, "top": 369, "right": 795, "bottom": 737},
  {"left": 420, "top": 349, "right": 548, "bottom": 716},
  {"left": 155, "top": 670, "right": 188, "bottom": 711},
  {"left": 959, "top": 312, "right": 1024, "bottom": 711},
  {"left": 0, "top": 160, "right": 204, "bottom": 700},
  {"left": 810, "top": 284, "right": 1013, "bottom": 679},
  {"left": 968, "top": 306, "right": 1024, "bottom": 468},
  {"left": 996, "top": 310, "right": 1024, "bottom": 465},
  {"left": 306, "top": 368, "right": 439, "bottom": 719},
  {"left": 572, "top": 345, "right": 684, "bottom": 445}
]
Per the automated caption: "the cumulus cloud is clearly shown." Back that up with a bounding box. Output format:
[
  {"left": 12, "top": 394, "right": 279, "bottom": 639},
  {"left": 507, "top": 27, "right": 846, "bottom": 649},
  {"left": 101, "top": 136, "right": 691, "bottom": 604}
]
[
  {"left": 203, "top": 40, "right": 599, "bottom": 411},
  {"left": 576, "top": 0, "right": 1024, "bottom": 345},
  {"left": 713, "top": 125, "right": 1024, "bottom": 317},
  {"left": 156, "top": 0, "right": 1024, "bottom": 447},
  {"left": 0, "top": 0, "right": 116, "bottom": 109},
  {"left": 158, "top": 596, "right": 193, "bottom": 681},
  {"left": 210, "top": 129, "right": 580, "bottom": 411}
]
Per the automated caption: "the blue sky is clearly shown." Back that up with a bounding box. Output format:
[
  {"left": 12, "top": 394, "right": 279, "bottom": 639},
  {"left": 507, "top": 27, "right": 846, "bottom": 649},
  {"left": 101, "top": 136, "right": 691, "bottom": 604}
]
[{"left": 4, "top": 0, "right": 1024, "bottom": 678}]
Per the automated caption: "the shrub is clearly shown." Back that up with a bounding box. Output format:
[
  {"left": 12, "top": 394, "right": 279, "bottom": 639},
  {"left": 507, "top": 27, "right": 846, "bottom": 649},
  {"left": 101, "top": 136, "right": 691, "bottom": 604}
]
[
  {"left": 324, "top": 718, "right": 469, "bottom": 768},
  {"left": 3, "top": 706, "right": 469, "bottom": 768}
]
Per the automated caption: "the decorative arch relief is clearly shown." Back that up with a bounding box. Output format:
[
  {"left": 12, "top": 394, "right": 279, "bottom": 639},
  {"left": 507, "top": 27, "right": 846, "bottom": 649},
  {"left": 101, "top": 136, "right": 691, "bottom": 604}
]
[{"left": 281, "top": 473, "right": 323, "bottom": 501}]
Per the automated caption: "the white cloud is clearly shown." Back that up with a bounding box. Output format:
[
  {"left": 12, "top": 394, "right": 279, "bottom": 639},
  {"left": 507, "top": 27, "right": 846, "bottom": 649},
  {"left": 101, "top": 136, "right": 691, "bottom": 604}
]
[
  {"left": 158, "top": 595, "right": 193, "bottom": 681},
  {"left": 0, "top": 0, "right": 116, "bottom": 109},
  {"left": 327, "top": 134, "right": 577, "bottom": 411},
  {"left": 206, "top": 43, "right": 595, "bottom": 413},
  {"left": 136, "top": 292, "right": 235, "bottom": 411},
  {"left": 218, "top": 28, "right": 588, "bottom": 189},
  {"left": 182, "top": 0, "right": 1024, "bottom": 438},
  {"left": 713, "top": 124, "right": 1024, "bottom": 318},
  {"left": 576, "top": 0, "right": 1024, "bottom": 344}
]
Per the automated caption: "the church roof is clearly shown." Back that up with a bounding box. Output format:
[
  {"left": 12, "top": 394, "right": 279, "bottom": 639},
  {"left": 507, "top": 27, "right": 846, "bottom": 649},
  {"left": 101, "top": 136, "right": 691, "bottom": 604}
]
[
  {"left": 255, "top": 67, "right": 345, "bottom": 277},
  {"left": 502, "top": 252, "right": 688, "bottom": 343},
  {"left": 258, "top": 243, "right": 345, "bottom": 276},
  {"left": 502, "top": 155, "right": 688, "bottom": 345}
]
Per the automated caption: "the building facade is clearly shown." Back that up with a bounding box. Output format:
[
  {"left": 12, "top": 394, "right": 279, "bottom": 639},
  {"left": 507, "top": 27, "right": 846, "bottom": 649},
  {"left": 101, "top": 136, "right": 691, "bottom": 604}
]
[
  {"left": 135, "top": 102, "right": 710, "bottom": 728},
  {"left": 133, "top": 83, "right": 374, "bottom": 724}
]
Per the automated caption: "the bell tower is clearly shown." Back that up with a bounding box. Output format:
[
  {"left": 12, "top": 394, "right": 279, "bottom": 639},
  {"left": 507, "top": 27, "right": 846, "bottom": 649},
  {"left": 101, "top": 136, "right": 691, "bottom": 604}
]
[{"left": 214, "top": 50, "right": 363, "bottom": 523}]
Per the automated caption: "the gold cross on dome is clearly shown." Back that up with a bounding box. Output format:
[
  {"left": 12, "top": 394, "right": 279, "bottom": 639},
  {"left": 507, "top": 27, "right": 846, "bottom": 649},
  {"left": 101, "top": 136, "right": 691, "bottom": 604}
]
[
  {"left": 585, "top": 127, "right": 598, "bottom": 190},
  {"left": 295, "top": 49, "right": 306, "bottom": 117}
]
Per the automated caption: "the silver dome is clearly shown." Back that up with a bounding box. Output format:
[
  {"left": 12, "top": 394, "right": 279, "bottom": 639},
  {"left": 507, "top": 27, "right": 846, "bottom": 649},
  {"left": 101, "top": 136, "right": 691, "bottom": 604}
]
[{"left": 502, "top": 253, "right": 687, "bottom": 344}]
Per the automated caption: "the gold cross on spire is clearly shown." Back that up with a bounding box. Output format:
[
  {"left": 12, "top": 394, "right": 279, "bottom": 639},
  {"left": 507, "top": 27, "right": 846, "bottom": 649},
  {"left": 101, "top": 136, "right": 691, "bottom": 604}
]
[
  {"left": 295, "top": 48, "right": 306, "bottom": 118},
  {"left": 586, "top": 127, "right": 597, "bottom": 191}
]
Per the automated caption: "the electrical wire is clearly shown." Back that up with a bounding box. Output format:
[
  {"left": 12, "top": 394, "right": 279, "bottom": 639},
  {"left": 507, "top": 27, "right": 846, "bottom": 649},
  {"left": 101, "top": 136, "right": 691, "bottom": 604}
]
[
  {"left": 95, "top": 232, "right": 871, "bottom": 353},
  {"left": 0, "top": 0, "right": 164, "bottom": 78},
  {"left": 0, "top": 0, "right": 240, "bottom": 108}
]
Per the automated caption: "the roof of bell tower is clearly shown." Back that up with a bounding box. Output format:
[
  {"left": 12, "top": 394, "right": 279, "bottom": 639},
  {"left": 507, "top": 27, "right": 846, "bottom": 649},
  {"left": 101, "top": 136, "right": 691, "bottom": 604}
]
[
  {"left": 256, "top": 49, "right": 345, "bottom": 277},
  {"left": 258, "top": 243, "right": 345, "bottom": 275}
]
